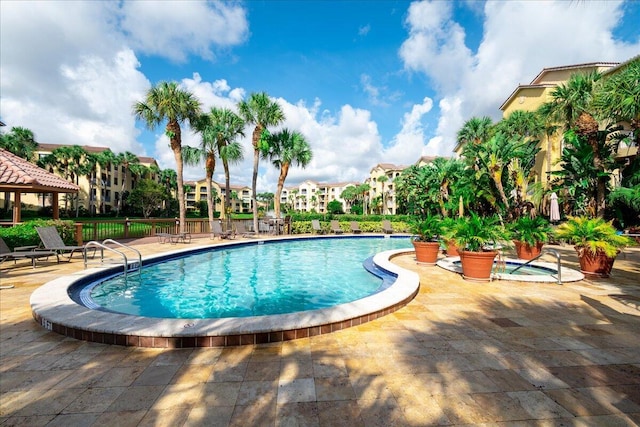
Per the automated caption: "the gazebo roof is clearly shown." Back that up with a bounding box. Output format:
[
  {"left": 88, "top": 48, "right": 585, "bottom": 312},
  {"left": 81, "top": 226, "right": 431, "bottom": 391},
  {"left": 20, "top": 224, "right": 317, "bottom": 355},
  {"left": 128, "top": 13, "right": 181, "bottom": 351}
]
[{"left": 0, "top": 148, "right": 79, "bottom": 193}]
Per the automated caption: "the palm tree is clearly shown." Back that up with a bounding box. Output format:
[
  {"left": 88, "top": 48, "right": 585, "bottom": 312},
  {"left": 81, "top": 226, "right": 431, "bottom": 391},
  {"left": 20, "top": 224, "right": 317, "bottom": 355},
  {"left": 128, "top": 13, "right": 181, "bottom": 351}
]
[
  {"left": 96, "top": 149, "right": 117, "bottom": 214},
  {"left": 0, "top": 126, "right": 38, "bottom": 160},
  {"left": 539, "top": 71, "right": 610, "bottom": 216},
  {"left": 237, "top": 92, "right": 285, "bottom": 233},
  {"left": 262, "top": 129, "right": 312, "bottom": 218},
  {"left": 133, "top": 81, "right": 201, "bottom": 234},
  {"left": 159, "top": 168, "right": 178, "bottom": 216},
  {"left": 114, "top": 151, "right": 140, "bottom": 216},
  {"left": 456, "top": 116, "right": 494, "bottom": 147},
  {"left": 182, "top": 138, "right": 218, "bottom": 236},
  {"left": 209, "top": 107, "right": 244, "bottom": 217}
]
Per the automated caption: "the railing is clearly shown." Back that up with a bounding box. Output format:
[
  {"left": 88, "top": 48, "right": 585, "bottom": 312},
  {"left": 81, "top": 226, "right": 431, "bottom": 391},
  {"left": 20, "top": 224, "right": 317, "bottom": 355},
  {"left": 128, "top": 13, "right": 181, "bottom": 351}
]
[
  {"left": 79, "top": 218, "right": 213, "bottom": 242},
  {"left": 83, "top": 240, "right": 141, "bottom": 278},
  {"left": 508, "top": 248, "right": 563, "bottom": 285}
]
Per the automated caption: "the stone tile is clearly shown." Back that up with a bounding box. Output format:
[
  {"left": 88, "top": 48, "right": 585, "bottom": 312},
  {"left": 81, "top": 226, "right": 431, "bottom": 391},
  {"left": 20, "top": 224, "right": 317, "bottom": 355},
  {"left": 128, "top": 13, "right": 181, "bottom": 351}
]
[
  {"left": 138, "top": 407, "right": 192, "bottom": 427},
  {"left": 544, "top": 388, "right": 613, "bottom": 416},
  {"left": 0, "top": 415, "right": 55, "bottom": 427},
  {"left": 105, "top": 385, "right": 165, "bottom": 412},
  {"left": 186, "top": 404, "right": 235, "bottom": 427},
  {"left": 314, "top": 376, "right": 357, "bottom": 401},
  {"left": 62, "top": 387, "right": 125, "bottom": 413},
  {"left": 280, "top": 358, "right": 314, "bottom": 380},
  {"left": 485, "top": 369, "right": 537, "bottom": 392},
  {"left": 11, "top": 388, "right": 79, "bottom": 417},
  {"left": 208, "top": 361, "right": 248, "bottom": 382},
  {"left": 470, "top": 392, "right": 532, "bottom": 421},
  {"left": 277, "top": 378, "right": 316, "bottom": 404},
  {"left": 171, "top": 364, "right": 215, "bottom": 384},
  {"left": 357, "top": 397, "right": 406, "bottom": 426},
  {"left": 312, "top": 357, "right": 348, "bottom": 378},
  {"left": 245, "top": 361, "right": 281, "bottom": 381},
  {"left": 200, "top": 382, "right": 241, "bottom": 407},
  {"left": 229, "top": 402, "right": 276, "bottom": 427},
  {"left": 90, "top": 410, "right": 148, "bottom": 427},
  {"left": 276, "top": 402, "right": 320, "bottom": 426},
  {"left": 507, "top": 390, "right": 574, "bottom": 419},
  {"left": 432, "top": 393, "right": 492, "bottom": 424},
  {"left": 237, "top": 380, "right": 278, "bottom": 406},
  {"left": 151, "top": 383, "right": 205, "bottom": 410},
  {"left": 93, "top": 366, "right": 146, "bottom": 387},
  {"left": 41, "top": 413, "right": 98, "bottom": 427},
  {"left": 132, "top": 364, "right": 180, "bottom": 386}
]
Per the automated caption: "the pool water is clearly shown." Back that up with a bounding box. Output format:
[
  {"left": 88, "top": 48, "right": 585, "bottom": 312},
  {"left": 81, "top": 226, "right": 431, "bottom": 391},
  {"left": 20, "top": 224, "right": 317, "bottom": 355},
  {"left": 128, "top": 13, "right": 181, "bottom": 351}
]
[{"left": 87, "top": 237, "right": 412, "bottom": 319}]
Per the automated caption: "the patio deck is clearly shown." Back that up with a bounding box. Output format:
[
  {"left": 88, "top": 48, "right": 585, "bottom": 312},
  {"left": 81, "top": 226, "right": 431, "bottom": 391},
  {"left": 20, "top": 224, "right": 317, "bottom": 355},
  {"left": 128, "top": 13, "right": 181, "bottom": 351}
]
[{"left": 1, "top": 236, "right": 639, "bottom": 426}]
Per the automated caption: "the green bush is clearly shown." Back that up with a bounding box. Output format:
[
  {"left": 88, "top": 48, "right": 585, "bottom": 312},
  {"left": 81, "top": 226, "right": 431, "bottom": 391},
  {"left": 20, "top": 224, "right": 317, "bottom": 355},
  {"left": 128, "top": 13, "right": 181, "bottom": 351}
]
[
  {"left": 290, "top": 220, "right": 410, "bottom": 234},
  {"left": 0, "top": 219, "right": 76, "bottom": 248}
]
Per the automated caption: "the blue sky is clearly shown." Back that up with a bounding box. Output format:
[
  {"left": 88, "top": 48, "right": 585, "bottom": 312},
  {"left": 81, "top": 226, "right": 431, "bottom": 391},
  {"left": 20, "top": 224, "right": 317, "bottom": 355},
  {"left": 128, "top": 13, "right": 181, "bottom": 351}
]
[{"left": 2, "top": 1, "right": 639, "bottom": 191}]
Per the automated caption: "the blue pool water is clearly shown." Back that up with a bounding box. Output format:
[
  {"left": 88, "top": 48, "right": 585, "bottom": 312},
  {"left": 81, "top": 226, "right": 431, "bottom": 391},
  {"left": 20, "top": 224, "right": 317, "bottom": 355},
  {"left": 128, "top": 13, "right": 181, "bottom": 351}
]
[{"left": 86, "top": 236, "right": 412, "bottom": 319}]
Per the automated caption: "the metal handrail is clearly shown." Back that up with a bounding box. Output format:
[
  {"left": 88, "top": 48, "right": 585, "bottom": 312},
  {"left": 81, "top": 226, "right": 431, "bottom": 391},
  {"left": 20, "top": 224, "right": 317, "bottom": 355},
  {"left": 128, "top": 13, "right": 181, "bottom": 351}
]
[
  {"left": 101, "top": 239, "right": 142, "bottom": 272},
  {"left": 83, "top": 240, "right": 141, "bottom": 278},
  {"left": 508, "top": 248, "right": 562, "bottom": 284}
]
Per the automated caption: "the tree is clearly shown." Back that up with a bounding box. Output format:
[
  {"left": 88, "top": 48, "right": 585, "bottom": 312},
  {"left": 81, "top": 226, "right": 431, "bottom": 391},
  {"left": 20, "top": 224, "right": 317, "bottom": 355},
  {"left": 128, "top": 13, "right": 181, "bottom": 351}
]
[
  {"left": 128, "top": 179, "right": 166, "bottom": 218},
  {"left": 262, "top": 129, "right": 312, "bottom": 218},
  {"left": 133, "top": 81, "right": 201, "bottom": 233},
  {"left": 327, "top": 199, "right": 343, "bottom": 214},
  {"left": 114, "top": 151, "right": 140, "bottom": 216},
  {"left": 96, "top": 149, "right": 117, "bottom": 214},
  {"left": 209, "top": 108, "right": 245, "bottom": 217},
  {"left": 159, "top": 168, "right": 178, "bottom": 216},
  {"left": 237, "top": 92, "right": 285, "bottom": 233},
  {"left": 456, "top": 116, "right": 494, "bottom": 147},
  {"left": 539, "top": 71, "right": 610, "bottom": 217},
  {"left": 0, "top": 126, "right": 38, "bottom": 160},
  {"left": 38, "top": 145, "right": 87, "bottom": 214}
]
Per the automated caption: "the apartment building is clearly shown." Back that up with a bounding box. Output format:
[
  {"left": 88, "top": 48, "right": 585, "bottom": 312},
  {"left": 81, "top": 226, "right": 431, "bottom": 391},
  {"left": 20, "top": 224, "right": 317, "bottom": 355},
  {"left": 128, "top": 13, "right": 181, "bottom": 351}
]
[
  {"left": 280, "top": 180, "right": 360, "bottom": 214},
  {"left": 184, "top": 179, "right": 253, "bottom": 215},
  {"left": 20, "top": 143, "right": 159, "bottom": 214},
  {"left": 495, "top": 62, "right": 619, "bottom": 184},
  {"left": 366, "top": 163, "right": 408, "bottom": 215}
]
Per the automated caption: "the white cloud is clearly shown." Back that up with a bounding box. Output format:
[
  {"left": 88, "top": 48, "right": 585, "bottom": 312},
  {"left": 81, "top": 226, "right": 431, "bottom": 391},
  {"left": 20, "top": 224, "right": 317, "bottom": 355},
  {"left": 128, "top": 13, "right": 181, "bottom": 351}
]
[
  {"left": 119, "top": 1, "right": 249, "bottom": 62},
  {"left": 399, "top": 0, "right": 640, "bottom": 156},
  {"left": 384, "top": 97, "right": 434, "bottom": 163},
  {"left": 359, "top": 24, "right": 371, "bottom": 37}
]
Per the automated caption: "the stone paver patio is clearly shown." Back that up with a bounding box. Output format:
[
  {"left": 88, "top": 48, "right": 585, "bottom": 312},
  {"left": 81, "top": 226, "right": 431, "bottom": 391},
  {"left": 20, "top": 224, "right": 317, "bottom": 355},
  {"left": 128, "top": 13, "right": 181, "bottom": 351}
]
[{"left": 1, "top": 235, "right": 639, "bottom": 426}]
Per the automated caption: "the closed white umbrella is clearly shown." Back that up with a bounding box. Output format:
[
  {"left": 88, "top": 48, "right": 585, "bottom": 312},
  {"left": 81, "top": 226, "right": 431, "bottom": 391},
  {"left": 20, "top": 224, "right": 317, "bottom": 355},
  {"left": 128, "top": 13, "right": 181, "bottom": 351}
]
[{"left": 550, "top": 192, "right": 560, "bottom": 222}]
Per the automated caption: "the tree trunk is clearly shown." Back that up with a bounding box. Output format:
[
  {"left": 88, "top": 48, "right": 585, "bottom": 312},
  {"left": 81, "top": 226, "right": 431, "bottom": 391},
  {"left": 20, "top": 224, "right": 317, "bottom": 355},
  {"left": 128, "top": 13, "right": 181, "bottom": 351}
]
[
  {"left": 251, "top": 125, "right": 262, "bottom": 234},
  {"left": 168, "top": 121, "right": 186, "bottom": 235},
  {"left": 223, "top": 158, "right": 231, "bottom": 218},
  {"left": 206, "top": 154, "right": 216, "bottom": 236},
  {"left": 274, "top": 162, "right": 290, "bottom": 219}
]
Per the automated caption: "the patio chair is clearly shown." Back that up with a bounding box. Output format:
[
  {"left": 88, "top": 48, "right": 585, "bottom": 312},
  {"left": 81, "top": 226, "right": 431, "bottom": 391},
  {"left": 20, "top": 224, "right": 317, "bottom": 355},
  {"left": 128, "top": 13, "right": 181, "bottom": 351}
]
[
  {"left": 35, "top": 226, "right": 93, "bottom": 261},
  {"left": 235, "top": 221, "right": 256, "bottom": 238},
  {"left": 350, "top": 221, "right": 362, "bottom": 234},
  {"left": 0, "top": 237, "right": 59, "bottom": 268},
  {"left": 211, "top": 221, "right": 234, "bottom": 240},
  {"left": 330, "top": 220, "right": 344, "bottom": 234},
  {"left": 382, "top": 220, "right": 394, "bottom": 234},
  {"left": 311, "top": 220, "right": 325, "bottom": 235}
]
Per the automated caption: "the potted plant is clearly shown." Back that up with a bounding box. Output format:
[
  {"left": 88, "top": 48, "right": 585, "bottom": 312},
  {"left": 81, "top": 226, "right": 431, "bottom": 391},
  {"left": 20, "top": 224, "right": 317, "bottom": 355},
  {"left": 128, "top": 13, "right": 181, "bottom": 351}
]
[
  {"left": 554, "top": 216, "right": 633, "bottom": 277},
  {"left": 440, "top": 216, "right": 461, "bottom": 257},
  {"left": 452, "top": 213, "right": 511, "bottom": 281},
  {"left": 509, "top": 216, "right": 552, "bottom": 260},
  {"left": 409, "top": 215, "right": 443, "bottom": 265}
]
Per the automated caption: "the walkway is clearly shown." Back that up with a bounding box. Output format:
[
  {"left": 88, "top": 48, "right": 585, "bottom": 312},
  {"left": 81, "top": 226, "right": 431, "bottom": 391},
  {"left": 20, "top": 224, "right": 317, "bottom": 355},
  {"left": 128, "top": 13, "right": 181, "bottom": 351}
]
[{"left": 1, "top": 236, "right": 639, "bottom": 426}]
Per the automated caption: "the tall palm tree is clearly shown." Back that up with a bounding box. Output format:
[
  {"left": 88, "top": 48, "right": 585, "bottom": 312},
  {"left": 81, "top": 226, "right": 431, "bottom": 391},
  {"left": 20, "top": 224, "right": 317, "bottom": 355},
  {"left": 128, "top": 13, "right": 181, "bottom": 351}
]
[
  {"left": 209, "top": 107, "right": 244, "bottom": 217},
  {"left": 262, "top": 129, "right": 312, "bottom": 218},
  {"left": 159, "top": 168, "right": 178, "bottom": 216},
  {"left": 96, "top": 149, "right": 117, "bottom": 214},
  {"left": 182, "top": 140, "right": 218, "bottom": 235},
  {"left": 237, "top": 92, "right": 285, "bottom": 233},
  {"left": 133, "top": 81, "right": 201, "bottom": 233}
]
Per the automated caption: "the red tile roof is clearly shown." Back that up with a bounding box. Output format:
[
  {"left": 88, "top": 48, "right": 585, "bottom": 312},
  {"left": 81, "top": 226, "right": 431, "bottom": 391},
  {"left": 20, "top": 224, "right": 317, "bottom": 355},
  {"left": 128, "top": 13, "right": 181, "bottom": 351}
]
[{"left": 0, "top": 149, "right": 79, "bottom": 193}]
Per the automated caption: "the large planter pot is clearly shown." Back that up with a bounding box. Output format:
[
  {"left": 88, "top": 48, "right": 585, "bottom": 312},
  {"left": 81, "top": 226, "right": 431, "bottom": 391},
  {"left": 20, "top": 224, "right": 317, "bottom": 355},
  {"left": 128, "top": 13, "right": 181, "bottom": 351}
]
[
  {"left": 459, "top": 250, "right": 498, "bottom": 281},
  {"left": 576, "top": 247, "right": 617, "bottom": 278},
  {"left": 445, "top": 240, "right": 459, "bottom": 257},
  {"left": 514, "top": 240, "right": 543, "bottom": 260},
  {"left": 412, "top": 240, "right": 440, "bottom": 265}
]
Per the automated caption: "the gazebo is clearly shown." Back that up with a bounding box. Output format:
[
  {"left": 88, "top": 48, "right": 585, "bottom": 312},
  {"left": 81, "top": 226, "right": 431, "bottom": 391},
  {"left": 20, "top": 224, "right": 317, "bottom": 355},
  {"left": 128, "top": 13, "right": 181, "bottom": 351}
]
[{"left": 0, "top": 148, "right": 79, "bottom": 224}]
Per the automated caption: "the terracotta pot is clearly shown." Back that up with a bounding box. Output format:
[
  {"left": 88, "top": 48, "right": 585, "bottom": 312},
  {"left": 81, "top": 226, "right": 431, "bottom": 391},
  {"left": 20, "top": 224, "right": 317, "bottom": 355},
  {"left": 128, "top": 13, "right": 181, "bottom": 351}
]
[
  {"left": 459, "top": 250, "right": 498, "bottom": 281},
  {"left": 445, "top": 240, "right": 459, "bottom": 257},
  {"left": 576, "top": 247, "right": 617, "bottom": 278},
  {"left": 412, "top": 240, "right": 440, "bottom": 265},
  {"left": 514, "top": 240, "right": 543, "bottom": 260}
]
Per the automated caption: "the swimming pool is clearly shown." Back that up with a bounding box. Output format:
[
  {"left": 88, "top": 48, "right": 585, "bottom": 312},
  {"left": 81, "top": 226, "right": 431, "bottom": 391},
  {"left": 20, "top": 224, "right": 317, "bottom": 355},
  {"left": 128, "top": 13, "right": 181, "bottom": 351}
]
[
  {"left": 31, "top": 236, "right": 420, "bottom": 347},
  {"left": 81, "top": 237, "right": 413, "bottom": 318}
]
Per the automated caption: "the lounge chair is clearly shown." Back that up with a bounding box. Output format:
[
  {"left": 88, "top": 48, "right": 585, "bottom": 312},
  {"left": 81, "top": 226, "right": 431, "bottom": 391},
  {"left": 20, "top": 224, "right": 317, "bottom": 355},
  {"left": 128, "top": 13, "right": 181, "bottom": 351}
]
[
  {"left": 382, "top": 220, "right": 394, "bottom": 234},
  {"left": 211, "top": 221, "right": 235, "bottom": 240},
  {"left": 311, "top": 220, "right": 325, "bottom": 234},
  {"left": 330, "top": 220, "right": 344, "bottom": 234},
  {"left": 157, "top": 232, "right": 191, "bottom": 244},
  {"left": 350, "top": 221, "right": 362, "bottom": 234},
  {"left": 35, "top": 226, "right": 92, "bottom": 261},
  {"left": 235, "top": 221, "right": 256, "bottom": 238},
  {"left": 0, "top": 237, "right": 59, "bottom": 268}
]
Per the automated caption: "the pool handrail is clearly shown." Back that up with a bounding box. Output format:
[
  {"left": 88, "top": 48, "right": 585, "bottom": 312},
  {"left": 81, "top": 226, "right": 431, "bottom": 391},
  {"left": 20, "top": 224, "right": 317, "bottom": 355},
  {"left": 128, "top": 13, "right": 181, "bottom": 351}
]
[
  {"left": 508, "top": 248, "right": 562, "bottom": 284},
  {"left": 83, "top": 240, "right": 142, "bottom": 277}
]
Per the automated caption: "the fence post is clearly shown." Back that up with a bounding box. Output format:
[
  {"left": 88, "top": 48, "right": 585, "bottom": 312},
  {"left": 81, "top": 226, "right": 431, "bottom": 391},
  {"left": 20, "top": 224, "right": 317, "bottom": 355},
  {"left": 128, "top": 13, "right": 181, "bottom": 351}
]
[
  {"left": 175, "top": 217, "right": 180, "bottom": 234},
  {"left": 124, "top": 218, "right": 130, "bottom": 239},
  {"left": 74, "top": 222, "right": 83, "bottom": 245}
]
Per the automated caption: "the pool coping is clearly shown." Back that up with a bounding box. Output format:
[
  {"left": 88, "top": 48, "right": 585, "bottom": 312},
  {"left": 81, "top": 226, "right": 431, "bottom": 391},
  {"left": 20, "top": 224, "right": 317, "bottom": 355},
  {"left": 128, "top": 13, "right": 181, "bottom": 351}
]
[
  {"left": 436, "top": 256, "right": 585, "bottom": 283},
  {"left": 30, "top": 236, "right": 420, "bottom": 348}
]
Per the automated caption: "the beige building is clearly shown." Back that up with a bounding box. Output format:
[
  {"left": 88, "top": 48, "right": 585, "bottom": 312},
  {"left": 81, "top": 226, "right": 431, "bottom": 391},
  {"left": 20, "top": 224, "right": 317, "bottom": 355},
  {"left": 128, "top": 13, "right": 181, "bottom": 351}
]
[
  {"left": 498, "top": 62, "right": 619, "bottom": 184},
  {"left": 184, "top": 179, "right": 252, "bottom": 215},
  {"left": 365, "top": 163, "right": 408, "bottom": 215},
  {"left": 280, "top": 180, "right": 360, "bottom": 214},
  {"left": 18, "top": 143, "right": 159, "bottom": 214}
]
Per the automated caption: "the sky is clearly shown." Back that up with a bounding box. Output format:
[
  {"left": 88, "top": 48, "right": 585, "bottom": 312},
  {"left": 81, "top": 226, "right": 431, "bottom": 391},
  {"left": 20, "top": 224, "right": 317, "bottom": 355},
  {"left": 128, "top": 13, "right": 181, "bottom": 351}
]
[{"left": 1, "top": 0, "right": 639, "bottom": 192}]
